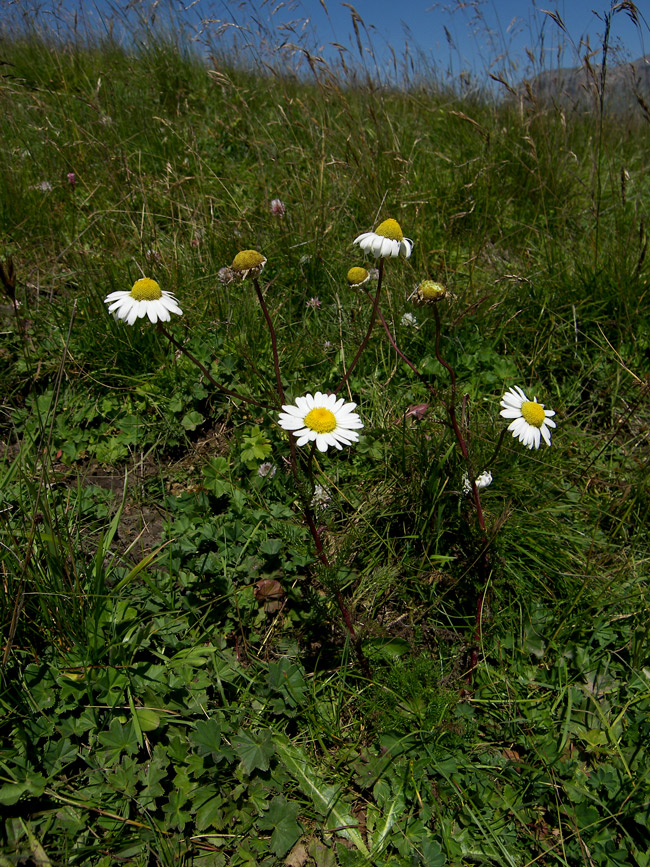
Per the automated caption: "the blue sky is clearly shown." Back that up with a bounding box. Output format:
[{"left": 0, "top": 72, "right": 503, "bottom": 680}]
[{"left": 9, "top": 0, "right": 649, "bottom": 85}]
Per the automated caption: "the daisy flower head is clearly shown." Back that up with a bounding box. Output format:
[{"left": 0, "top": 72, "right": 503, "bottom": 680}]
[
  {"left": 353, "top": 218, "right": 413, "bottom": 259},
  {"left": 278, "top": 391, "right": 364, "bottom": 452},
  {"left": 347, "top": 266, "right": 370, "bottom": 288},
  {"left": 231, "top": 249, "right": 267, "bottom": 280},
  {"left": 500, "top": 386, "right": 556, "bottom": 450},
  {"left": 104, "top": 278, "right": 182, "bottom": 325},
  {"left": 414, "top": 280, "right": 447, "bottom": 304}
]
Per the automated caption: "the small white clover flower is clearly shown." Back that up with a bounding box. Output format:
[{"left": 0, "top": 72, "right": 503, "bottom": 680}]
[
  {"left": 217, "top": 266, "right": 235, "bottom": 285},
  {"left": 257, "top": 462, "right": 277, "bottom": 478},
  {"left": 104, "top": 277, "right": 182, "bottom": 325},
  {"left": 500, "top": 386, "right": 556, "bottom": 449},
  {"left": 278, "top": 391, "right": 363, "bottom": 452},
  {"left": 401, "top": 312, "right": 418, "bottom": 327},
  {"left": 311, "top": 483, "right": 331, "bottom": 511},
  {"left": 353, "top": 218, "right": 413, "bottom": 259},
  {"left": 462, "top": 471, "right": 493, "bottom": 496}
]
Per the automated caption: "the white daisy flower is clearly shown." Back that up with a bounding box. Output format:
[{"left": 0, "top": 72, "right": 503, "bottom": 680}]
[
  {"left": 104, "top": 278, "right": 182, "bottom": 325},
  {"left": 278, "top": 391, "right": 364, "bottom": 452},
  {"left": 353, "top": 218, "right": 413, "bottom": 259},
  {"left": 500, "top": 386, "right": 557, "bottom": 450}
]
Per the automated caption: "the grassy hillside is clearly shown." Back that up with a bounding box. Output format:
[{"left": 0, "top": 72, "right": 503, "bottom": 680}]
[{"left": 1, "top": 12, "right": 649, "bottom": 867}]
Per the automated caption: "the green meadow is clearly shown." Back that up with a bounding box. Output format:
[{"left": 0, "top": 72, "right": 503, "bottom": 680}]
[{"left": 1, "top": 4, "right": 649, "bottom": 865}]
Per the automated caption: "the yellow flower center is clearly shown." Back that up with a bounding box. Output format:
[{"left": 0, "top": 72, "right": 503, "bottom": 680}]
[
  {"left": 347, "top": 266, "right": 369, "bottom": 285},
  {"left": 304, "top": 407, "right": 337, "bottom": 433},
  {"left": 521, "top": 400, "right": 546, "bottom": 428},
  {"left": 375, "top": 218, "right": 404, "bottom": 241},
  {"left": 232, "top": 250, "right": 266, "bottom": 271},
  {"left": 130, "top": 278, "right": 162, "bottom": 300},
  {"left": 417, "top": 280, "right": 447, "bottom": 302}
]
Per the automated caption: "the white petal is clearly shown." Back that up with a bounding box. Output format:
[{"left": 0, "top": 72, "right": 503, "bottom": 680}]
[
  {"left": 336, "top": 415, "right": 363, "bottom": 429},
  {"left": 544, "top": 409, "right": 556, "bottom": 418},
  {"left": 544, "top": 417, "right": 556, "bottom": 429},
  {"left": 278, "top": 413, "right": 303, "bottom": 430},
  {"left": 296, "top": 431, "right": 316, "bottom": 446},
  {"left": 294, "top": 396, "right": 311, "bottom": 412},
  {"left": 109, "top": 294, "right": 134, "bottom": 310},
  {"left": 401, "top": 238, "right": 413, "bottom": 258},
  {"left": 315, "top": 434, "right": 332, "bottom": 451},
  {"left": 282, "top": 405, "right": 307, "bottom": 419},
  {"left": 500, "top": 408, "right": 522, "bottom": 419},
  {"left": 540, "top": 425, "right": 552, "bottom": 446},
  {"left": 160, "top": 295, "right": 182, "bottom": 315},
  {"left": 104, "top": 290, "right": 129, "bottom": 303}
]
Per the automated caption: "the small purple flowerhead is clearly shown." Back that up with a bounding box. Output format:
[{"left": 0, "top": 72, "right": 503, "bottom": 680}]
[
  {"left": 218, "top": 266, "right": 236, "bottom": 285},
  {"left": 67, "top": 172, "right": 76, "bottom": 186},
  {"left": 270, "top": 198, "right": 286, "bottom": 217}
]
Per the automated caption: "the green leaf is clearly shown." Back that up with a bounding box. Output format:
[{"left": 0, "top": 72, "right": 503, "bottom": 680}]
[
  {"left": 181, "top": 410, "right": 205, "bottom": 431},
  {"left": 134, "top": 708, "right": 160, "bottom": 732},
  {"left": 196, "top": 794, "right": 224, "bottom": 831},
  {"left": 232, "top": 729, "right": 275, "bottom": 774},
  {"left": 0, "top": 782, "right": 31, "bottom": 806},
  {"left": 275, "top": 736, "right": 369, "bottom": 855},
  {"left": 192, "top": 718, "right": 222, "bottom": 758},
  {"left": 97, "top": 719, "right": 137, "bottom": 763},
  {"left": 162, "top": 790, "right": 191, "bottom": 831},
  {"left": 260, "top": 538, "right": 283, "bottom": 556},
  {"left": 257, "top": 795, "right": 303, "bottom": 857},
  {"left": 267, "top": 659, "right": 306, "bottom": 706}
]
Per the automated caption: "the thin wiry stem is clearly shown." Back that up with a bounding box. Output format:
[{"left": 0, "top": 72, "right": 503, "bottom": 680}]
[
  {"left": 253, "top": 277, "right": 285, "bottom": 406},
  {"left": 335, "top": 259, "right": 384, "bottom": 393},
  {"left": 302, "top": 504, "right": 371, "bottom": 680},
  {"left": 157, "top": 324, "right": 269, "bottom": 410}
]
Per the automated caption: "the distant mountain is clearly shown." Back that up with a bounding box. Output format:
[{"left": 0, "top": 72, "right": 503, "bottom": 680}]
[{"left": 518, "top": 55, "right": 650, "bottom": 117}]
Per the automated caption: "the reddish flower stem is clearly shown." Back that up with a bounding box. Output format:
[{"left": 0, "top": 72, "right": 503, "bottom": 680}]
[
  {"left": 253, "top": 277, "right": 286, "bottom": 406},
  {"left": 335, "top": 260, "right": 384, "bottom": 394},
  {"left": 158, "top": 324, "right": 269, "bottom": 409},
  {"left": 303, "top": 505, "right": 371, "bottom": 679}
]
